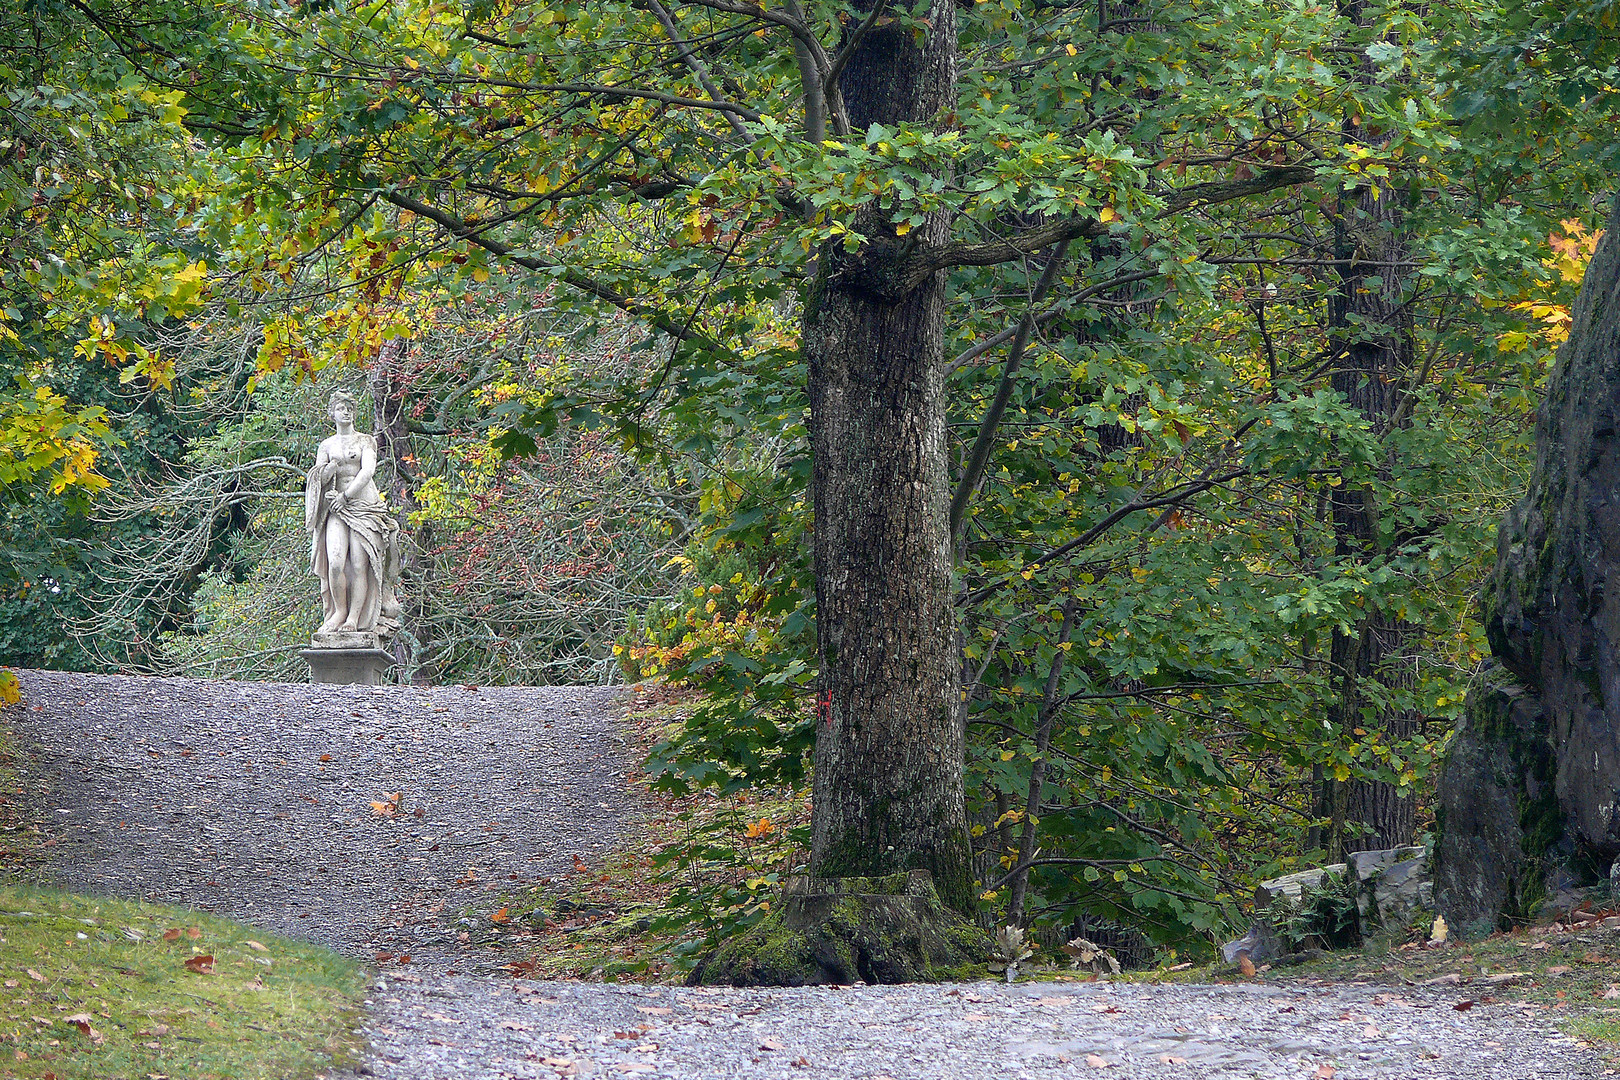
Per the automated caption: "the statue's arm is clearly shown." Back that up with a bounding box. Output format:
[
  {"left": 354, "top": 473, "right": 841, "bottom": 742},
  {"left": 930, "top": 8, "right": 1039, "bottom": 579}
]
[{"left": 305, "top": 443, "right": 331, "bottom": 529}]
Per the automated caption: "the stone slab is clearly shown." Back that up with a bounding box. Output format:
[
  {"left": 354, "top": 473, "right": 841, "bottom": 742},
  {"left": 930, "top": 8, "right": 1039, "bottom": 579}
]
[
  {"left": 312, "top": 630, "right": 383, "bottom": 650},
  {"left": 303, "top": 646, "right": 394, "bottom": 685},
  {"left": 1255, "top": 864, "right": 1347, "bottom": 909}
]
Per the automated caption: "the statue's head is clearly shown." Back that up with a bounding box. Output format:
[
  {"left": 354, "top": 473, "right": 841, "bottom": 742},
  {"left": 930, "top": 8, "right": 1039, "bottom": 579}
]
[{"left": 328, "top": 390, "right": 360, "bottom": 422}]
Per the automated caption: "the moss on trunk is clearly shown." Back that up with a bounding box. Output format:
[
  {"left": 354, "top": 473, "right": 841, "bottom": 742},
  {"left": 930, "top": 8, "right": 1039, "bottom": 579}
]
[{"left": 687, "top": 870, "right": 990, "bottom": 987}]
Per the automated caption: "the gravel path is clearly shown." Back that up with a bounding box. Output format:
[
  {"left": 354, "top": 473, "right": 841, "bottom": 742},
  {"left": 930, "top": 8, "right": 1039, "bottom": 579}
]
[
  {"left": 8, "top": 670, "right": 1616, "bottom": 1079},
  {"left": 10, "top": 669, "right": 634, "bottom": 964}
]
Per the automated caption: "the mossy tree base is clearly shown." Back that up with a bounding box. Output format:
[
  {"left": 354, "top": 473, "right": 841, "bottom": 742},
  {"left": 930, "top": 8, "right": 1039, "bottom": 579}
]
[{"left": 687, "top": 870, "right": 990, "bottom": 986}]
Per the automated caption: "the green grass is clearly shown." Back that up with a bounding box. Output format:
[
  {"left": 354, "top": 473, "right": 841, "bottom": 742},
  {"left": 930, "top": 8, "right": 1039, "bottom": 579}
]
[{"left": 0, "top": 882, "right": 368, "bottom": 1080}]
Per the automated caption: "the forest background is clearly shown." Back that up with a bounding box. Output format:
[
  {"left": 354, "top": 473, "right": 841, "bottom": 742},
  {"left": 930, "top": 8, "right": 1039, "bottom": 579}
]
[{"left": 2, "top": 0, "right": 1617, "bottom": 967}]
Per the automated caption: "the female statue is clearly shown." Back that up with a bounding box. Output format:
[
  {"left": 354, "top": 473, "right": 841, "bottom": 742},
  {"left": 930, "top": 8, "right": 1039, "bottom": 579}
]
[{"left": 305, "top": 390, "right": 402, "bottom": 639}]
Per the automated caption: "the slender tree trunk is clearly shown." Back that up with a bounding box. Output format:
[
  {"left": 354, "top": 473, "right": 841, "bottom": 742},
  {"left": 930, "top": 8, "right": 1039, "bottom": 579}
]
[
  {"left": 368, "top": 338, "right": 433, "bottom": 681},
  {"left": 1322, "top": 36, "right": 1419, "bottom": 854},
  {"left": 805, "top": 0, "right": 975, "bottom": 913}
]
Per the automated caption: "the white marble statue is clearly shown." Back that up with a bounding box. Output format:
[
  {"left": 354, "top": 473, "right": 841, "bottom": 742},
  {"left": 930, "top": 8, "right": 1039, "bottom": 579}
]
[{"left": 305, "top": 390, "right": 402, "bottom": 641}]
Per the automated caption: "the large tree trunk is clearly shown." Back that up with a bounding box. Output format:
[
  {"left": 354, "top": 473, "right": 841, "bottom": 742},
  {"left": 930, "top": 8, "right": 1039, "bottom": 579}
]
[
  {"left": 691, "top": 0, "right": 990, "bottom": 983},
  {"left": 803, "top": 0, "right": 973, "bottom": 914}
]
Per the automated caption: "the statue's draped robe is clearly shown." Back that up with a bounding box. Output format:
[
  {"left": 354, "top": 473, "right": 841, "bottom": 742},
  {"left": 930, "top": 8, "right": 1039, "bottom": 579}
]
[{"left": 305, "top": 444, "right": 402, "bottom": 639}]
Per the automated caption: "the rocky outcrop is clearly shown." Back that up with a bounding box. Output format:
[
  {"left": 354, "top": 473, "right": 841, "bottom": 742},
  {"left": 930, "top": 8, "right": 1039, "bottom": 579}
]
[
  {"left": 1435, "top": 195, "right": 1620, "bottom": 932},
  {"left": 1434, "top": 669, "right": 1561, "bottom": 937}
]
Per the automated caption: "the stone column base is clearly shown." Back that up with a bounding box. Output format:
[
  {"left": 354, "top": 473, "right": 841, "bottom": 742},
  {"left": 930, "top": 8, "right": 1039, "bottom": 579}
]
[{"left": 302, "top": 646, "right": 394, "bottom": 685}]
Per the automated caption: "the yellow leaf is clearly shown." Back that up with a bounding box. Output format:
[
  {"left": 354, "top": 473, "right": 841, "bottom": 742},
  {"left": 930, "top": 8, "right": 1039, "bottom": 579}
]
[
  {"left": 0, "top": 670, "right": 19, "bottom": 706},
  {"left": 1097, "top": 206, "right": 1117, "bottom": 223},
  {"left": 1066, "top": 44, "right": 1077, "bottom": 56},
  {"left": 895, "top": 221, "right": 912, "bottom": 236}
]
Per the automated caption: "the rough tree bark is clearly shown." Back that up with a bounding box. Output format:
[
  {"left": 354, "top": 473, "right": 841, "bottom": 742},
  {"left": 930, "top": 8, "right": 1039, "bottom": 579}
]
[{"left": 802, "top": 0, "right": 974, "bottom": 913}]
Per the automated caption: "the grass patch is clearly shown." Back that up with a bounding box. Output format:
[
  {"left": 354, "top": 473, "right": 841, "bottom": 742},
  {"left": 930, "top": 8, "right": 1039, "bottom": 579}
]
[{"left": 0, "top": 882, "right": 367, "bottom": 1079}]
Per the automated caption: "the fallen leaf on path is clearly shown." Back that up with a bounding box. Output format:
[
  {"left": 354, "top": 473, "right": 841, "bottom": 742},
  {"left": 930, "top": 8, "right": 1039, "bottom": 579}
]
[
  {"left": 25, "top": 968, "right": 45, "bottom": 982},
  {"left": 1238, "top": 953, "right": 1256, "bottom": 978},
  {"left": 760, "top": 1037, "right": 785, "bottom": 1051},
  {"left": 319, "top": 754, "right": 332, "bottom": 762},
  {"left": 1085, "top": 1053, "right": 1112, "bottom": 1068},
  {"left": 186, "top": 927, "right": 201, "bottom": 939},
  {"left": 491, "top": 906, "right": 510, "bottom": 924},
  {"left": 1362, "top": 1024, "right": 1380, "bottom": 1038},
  {"left": 1453, "top": 1000, "right": 1475, "bottom": 1011},
  {"left": 183, "top": 955, "right": 214, "bottom": 974},
  {"left": 162, "top": 928, "right": 181, "bottom": 941},
  {"left": 1314, "top": 1066, "right": 1336, "bottom": 1079}
]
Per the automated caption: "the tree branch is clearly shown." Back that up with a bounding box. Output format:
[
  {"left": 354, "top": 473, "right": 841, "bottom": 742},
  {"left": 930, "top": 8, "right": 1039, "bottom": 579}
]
[
  {"left": 896, "top": 165, "right": 1317, "bottom": 293},
  {"left": 646, "top": 0, "right": 758, "bottom": 143},
  {"left": 380, "top": 190, "right": 720, "bottom": 350},
  {"left": 949, "top": 240, "right": 1070, "bottom": 547}
]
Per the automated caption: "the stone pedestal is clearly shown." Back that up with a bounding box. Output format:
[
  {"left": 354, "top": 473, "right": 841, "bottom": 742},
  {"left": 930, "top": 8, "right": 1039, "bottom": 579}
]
[{"left": 302, "top": 631, "right": 394, "bottom": 685}]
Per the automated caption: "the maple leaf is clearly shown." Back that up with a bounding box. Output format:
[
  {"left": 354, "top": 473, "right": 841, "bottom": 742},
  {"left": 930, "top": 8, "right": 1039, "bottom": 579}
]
[
  {"left": 491, "top": 906, "right": 511, "bottom": 924},
  {"left": 744, "top": 817, "right": 774, "bottom": 839},
  {"left": 183, "top": 954, "right": 215, "bottom": 973}
]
